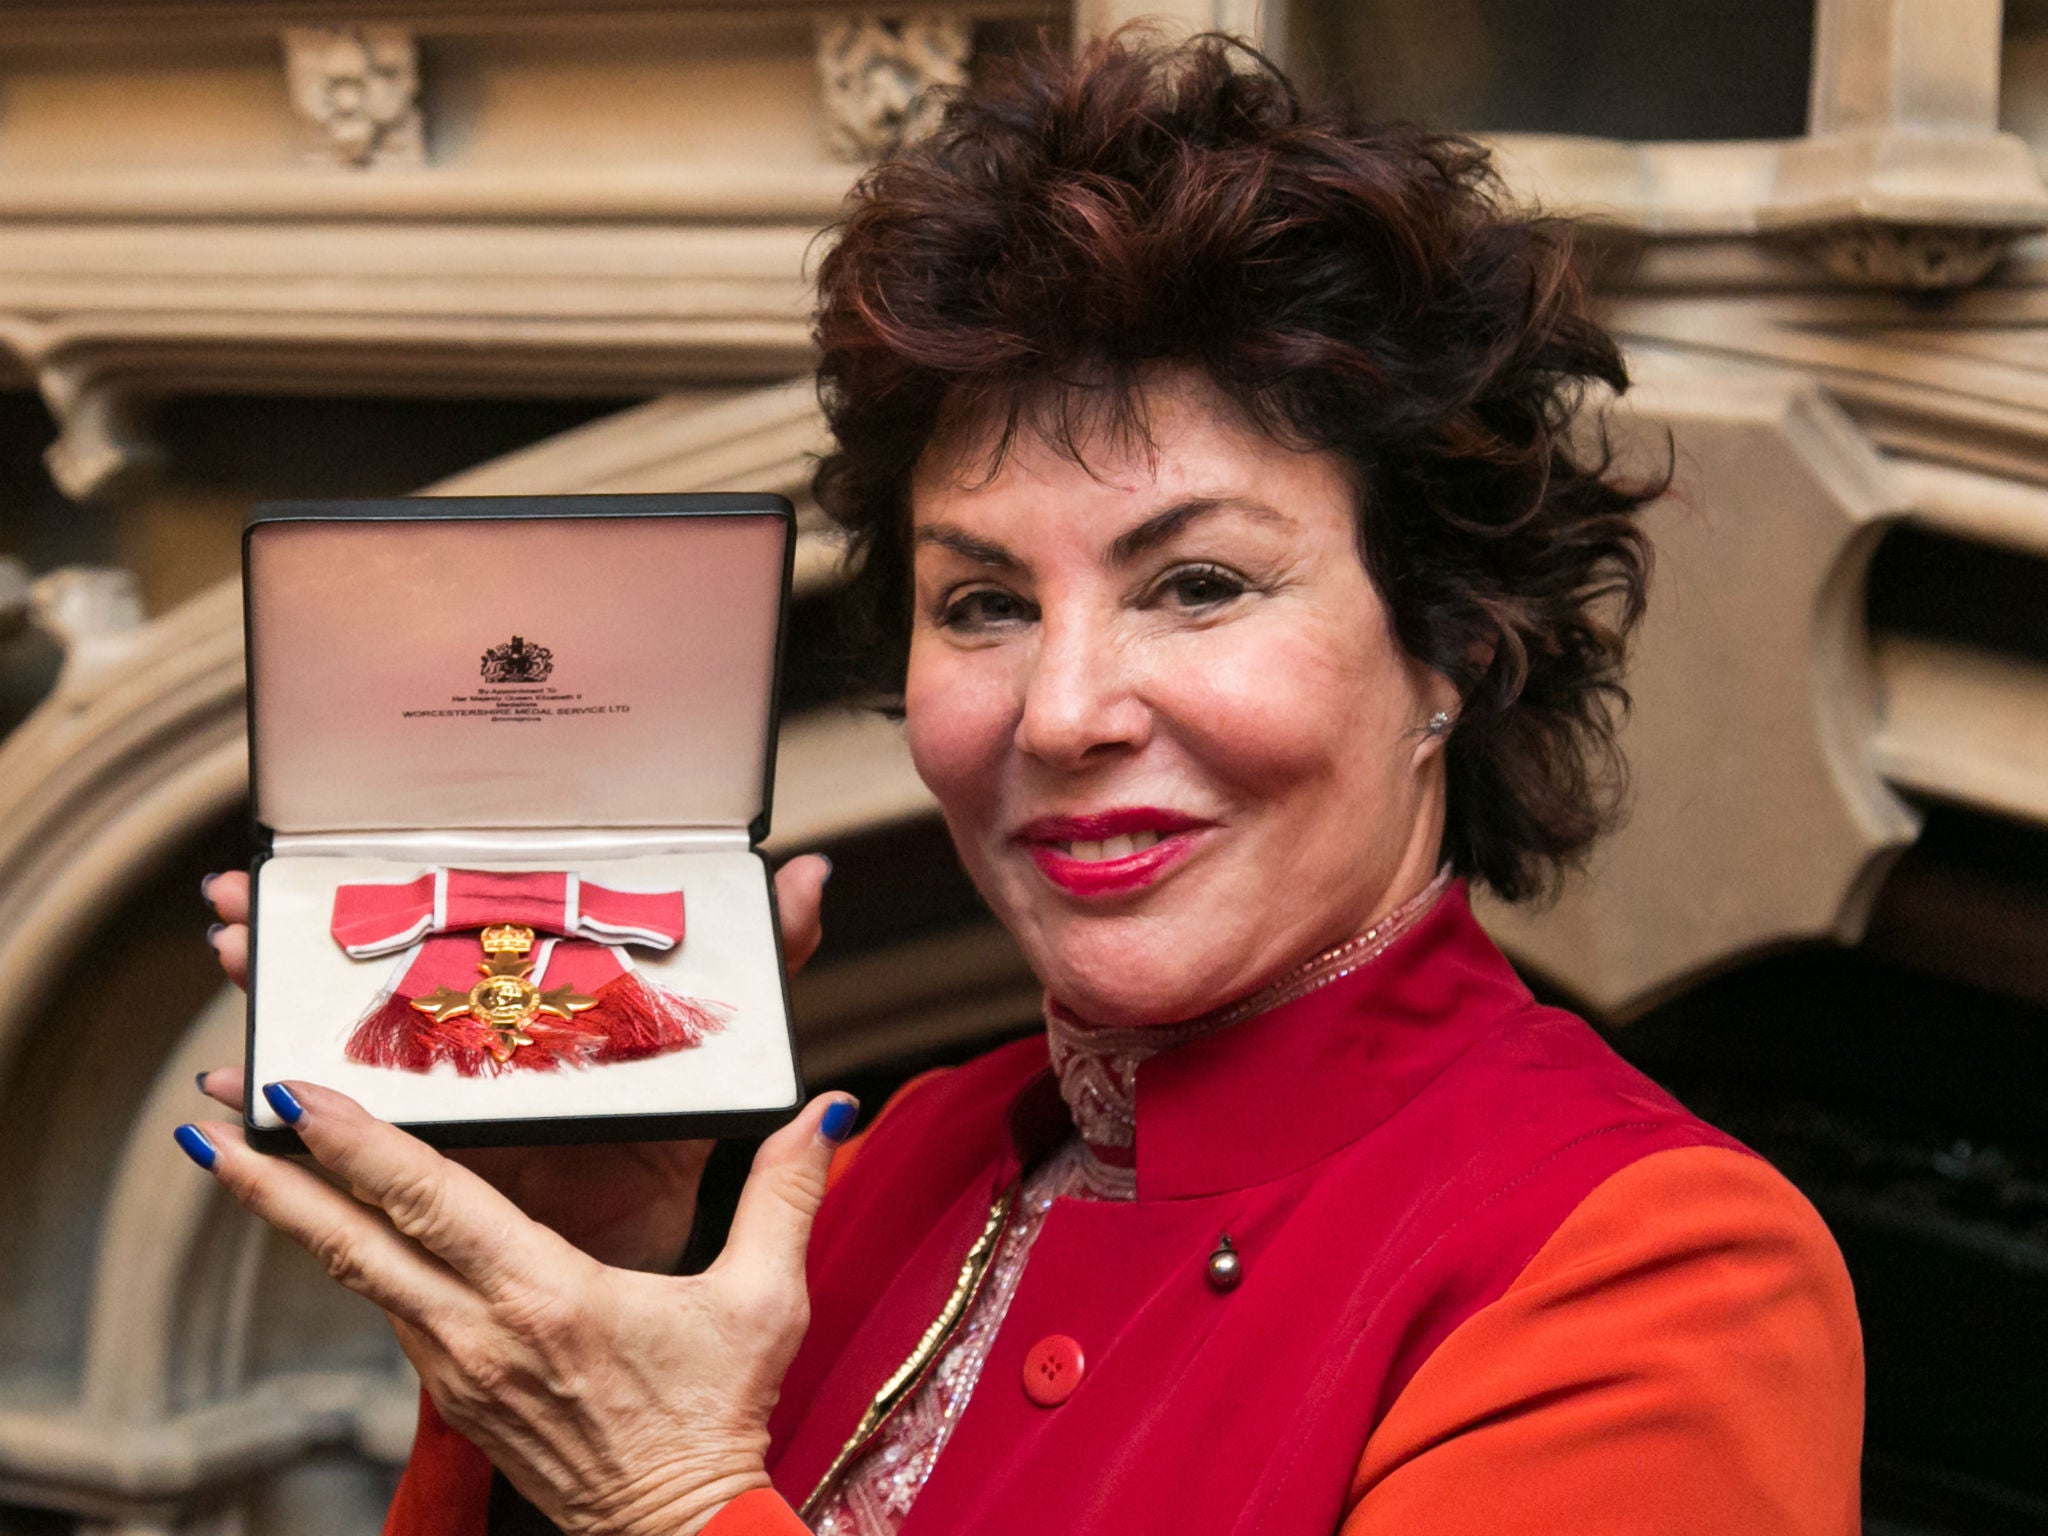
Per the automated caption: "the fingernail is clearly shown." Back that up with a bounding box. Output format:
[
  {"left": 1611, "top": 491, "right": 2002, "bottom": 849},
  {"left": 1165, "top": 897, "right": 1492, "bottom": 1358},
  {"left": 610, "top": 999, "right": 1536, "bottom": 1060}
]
[
  {"left": 262, "top": 1082, "right": 304, "bottom": 1125},
  {"left": 819, "top": 854, "right": 834, "bottom": 883},
  {"left": 174, "top": 1124, "right": 218, "bottom": 1171},
  {"left": 200, "top": 873, "right": 218, "bottom": 907},
  {"left": 205, "top": 922, "right": 223, "bottom": 949},
  {"left": 194, "top": 1069, "right": 210, "bottom": 1093},
  {"left": 819, "top": 1096, "right": 859, "bottom": 1144}
]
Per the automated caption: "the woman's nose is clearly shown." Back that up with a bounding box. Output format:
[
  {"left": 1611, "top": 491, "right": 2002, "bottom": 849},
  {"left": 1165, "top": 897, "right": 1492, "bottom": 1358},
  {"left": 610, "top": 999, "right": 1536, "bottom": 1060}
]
[{"left": 1012, "top": 618, "right": 1151, "bottom": 770}]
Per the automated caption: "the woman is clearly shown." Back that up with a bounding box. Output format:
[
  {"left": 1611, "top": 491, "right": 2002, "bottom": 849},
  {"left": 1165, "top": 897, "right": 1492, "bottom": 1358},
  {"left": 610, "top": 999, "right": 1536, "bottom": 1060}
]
[{"left": 184, "top": 33, "right": 1862, "bottom": 1536}]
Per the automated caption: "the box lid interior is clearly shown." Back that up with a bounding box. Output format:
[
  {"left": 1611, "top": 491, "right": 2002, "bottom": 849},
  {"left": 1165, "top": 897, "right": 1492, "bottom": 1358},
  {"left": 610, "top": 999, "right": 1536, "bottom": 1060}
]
[{"left": 246, "top": 496, "right": 791, "bottom": 838}]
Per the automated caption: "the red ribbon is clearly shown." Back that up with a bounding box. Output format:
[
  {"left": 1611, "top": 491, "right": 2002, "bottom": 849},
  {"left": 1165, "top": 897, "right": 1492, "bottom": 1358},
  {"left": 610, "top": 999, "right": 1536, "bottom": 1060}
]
[{"left": 331, "top": 868, "right": 727, "bottom": 1076}]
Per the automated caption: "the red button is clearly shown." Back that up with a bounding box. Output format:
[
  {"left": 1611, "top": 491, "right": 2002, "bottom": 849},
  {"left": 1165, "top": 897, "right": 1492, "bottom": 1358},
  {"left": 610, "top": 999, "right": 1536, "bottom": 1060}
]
[{"left": 1021, "top": 1333, "right": 1085, "bottom": 1407}]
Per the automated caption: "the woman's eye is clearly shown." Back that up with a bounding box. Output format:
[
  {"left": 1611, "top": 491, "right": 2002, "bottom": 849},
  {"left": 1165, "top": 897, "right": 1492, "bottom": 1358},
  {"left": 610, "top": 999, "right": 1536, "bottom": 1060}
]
[
  {"left": 1154, "top": 565, "right": 1248, "bottom": 610},
  {"left": 939, "top": 587, "right": 1035, "bottom": 630}
]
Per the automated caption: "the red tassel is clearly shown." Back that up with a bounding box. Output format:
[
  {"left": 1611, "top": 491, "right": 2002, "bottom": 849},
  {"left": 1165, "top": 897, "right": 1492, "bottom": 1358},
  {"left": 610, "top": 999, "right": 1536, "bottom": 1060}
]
[
  {"left": 343, "top": 994, "right": 440, "bottom": 1073},
  {"left": 590, "top": 972, "right": 733, "bottom": 1063},
  {"left": 341, "top": 975, "right": 728, "bottom": 1076}
]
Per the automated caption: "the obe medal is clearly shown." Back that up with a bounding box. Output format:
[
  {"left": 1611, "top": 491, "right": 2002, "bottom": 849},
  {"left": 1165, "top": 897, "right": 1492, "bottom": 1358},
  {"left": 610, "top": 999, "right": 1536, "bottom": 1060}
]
[{"left": 409, "top": 924, "right": 599, "bottom": 1063}]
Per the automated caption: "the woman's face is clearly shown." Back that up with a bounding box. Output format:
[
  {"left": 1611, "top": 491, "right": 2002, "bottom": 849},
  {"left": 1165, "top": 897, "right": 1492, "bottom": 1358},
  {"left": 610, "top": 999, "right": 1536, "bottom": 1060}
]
[{"left": 904, "top": 374, "right": 1459, "bottom": 1027}]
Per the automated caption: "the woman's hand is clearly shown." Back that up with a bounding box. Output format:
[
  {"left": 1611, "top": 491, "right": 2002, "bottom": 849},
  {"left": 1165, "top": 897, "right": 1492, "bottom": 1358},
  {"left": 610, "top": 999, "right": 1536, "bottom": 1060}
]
[
  {"left": 196, "top": 854, "right": 833, "bottom": 1271},
  {"left": 176, "top": 1080, "right": 856, "bottom": 1536}
]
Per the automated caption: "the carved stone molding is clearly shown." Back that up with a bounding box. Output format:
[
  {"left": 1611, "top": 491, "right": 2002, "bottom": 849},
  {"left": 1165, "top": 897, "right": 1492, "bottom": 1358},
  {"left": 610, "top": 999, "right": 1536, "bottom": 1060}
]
[
  {"left": 0, "top": 0, "right": 1045, "bottom": 40},
  {"left": 814, "top": 13, "right": 973, "bottom": 161},
  {"left": 1476, "top": 131, "right": 2048, "bottom": 279},
  {"left": 281, "top": 25, "right": 426, "bottom": 168},
  {"left": 0, "top": 578, "right": 248, "bottom": 1092},
  {"left": 21, "top": 567, "right": 149, "bottom": 697},
  {"left": 1477, "top": 355, "right": 1921, "bottom": 1019},
  {"left": 1764, "top": 130, "right": 2048, "bottom": 288},
  {"left": 0, "top": 4, "right": 925, "bottom": 480},
  {"left": 1800, "top": 222, "right": 2012, "bottom": 290},
  {"left": 1073, "top": 0, "right": 1275, "bottom": 48},
  {"left": 0, "top": 223, "right": 820, "bottom": 477},
  {"left": 1874, "top": 634, "right": 2048, "bottom": 829},
  {"left": 1480, "top": 0, "right": 2048, "bottom": 292},
  {"left": 36, "top": 367, "right": 165, "bottom": 506},
  {"left": 425, "top": 378, "right": 851, "bottom": 593},
  {"left": 1603, "top": 275, "right": 2048, "bottom": 489},
  {"left": 1889, "top": 456, "right": 2048, "bottom": 561},
  {"left": 1585, "top": 278, "right": 2048, "bottom": 846},
  {"left": 1762, "top": 0, "right": 2048, "bottom": 288},
  {"left": 1766, "top": 128, "right": 2048, "bottom": 231}
]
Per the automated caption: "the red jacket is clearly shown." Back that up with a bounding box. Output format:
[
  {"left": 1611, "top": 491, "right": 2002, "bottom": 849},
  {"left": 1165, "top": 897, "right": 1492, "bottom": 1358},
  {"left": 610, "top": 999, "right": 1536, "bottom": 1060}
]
[{"left": 388, "top": 885, "right": 1862, "bottom": 1534}]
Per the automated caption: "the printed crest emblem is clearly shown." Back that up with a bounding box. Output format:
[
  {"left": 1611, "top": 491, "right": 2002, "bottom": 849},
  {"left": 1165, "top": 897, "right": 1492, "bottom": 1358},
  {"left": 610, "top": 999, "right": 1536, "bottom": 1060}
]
[{"left": 480, "top": 634, "right": 554, "bottom": 683}]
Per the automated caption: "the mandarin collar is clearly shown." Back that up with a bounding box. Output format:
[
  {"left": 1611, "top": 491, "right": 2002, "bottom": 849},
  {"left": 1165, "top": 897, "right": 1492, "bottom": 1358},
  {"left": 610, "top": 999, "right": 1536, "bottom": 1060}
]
[{"left": 1005, "top": 883, "right": 1532, "bottom": 1200}]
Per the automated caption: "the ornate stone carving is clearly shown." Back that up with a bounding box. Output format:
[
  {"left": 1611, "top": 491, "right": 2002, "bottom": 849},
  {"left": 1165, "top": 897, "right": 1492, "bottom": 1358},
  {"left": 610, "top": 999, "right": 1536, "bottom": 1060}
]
[
  {"left": 1803, "top": 223, "right": 2013, "bottom": 290},
  {"left": 814, "top": 14, "right": 972, "bottom": 162},
  {"left": 26, "top": 567, "right": 146, "bottom": 691},
  {"left": 37, "top": 368, "right": 164, "bottom": 505},
  {"left": 281, "top": 25, "right": 425, "bottom": 168},
  {"left": 1762, "top": 0, "right": 2048, "bottom": 289}
]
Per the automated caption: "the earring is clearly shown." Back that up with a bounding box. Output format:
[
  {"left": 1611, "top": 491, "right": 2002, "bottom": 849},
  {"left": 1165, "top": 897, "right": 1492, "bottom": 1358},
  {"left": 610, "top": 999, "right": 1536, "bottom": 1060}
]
[{"left": 1426, "top": 710, "right": 1453, "bottom": 738}]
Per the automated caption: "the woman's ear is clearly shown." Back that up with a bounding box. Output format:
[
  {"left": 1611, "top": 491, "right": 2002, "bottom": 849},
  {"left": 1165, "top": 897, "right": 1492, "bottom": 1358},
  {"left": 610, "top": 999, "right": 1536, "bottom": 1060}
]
[{"left": 1408, "top": 634, "right": 1497, "bottom": 765}]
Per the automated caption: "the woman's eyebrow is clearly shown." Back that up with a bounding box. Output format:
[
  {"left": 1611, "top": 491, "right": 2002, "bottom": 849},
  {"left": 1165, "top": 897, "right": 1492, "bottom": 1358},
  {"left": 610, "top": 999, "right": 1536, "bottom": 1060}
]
[
  {"left": 1107, "top": 496, "right": 1288, "bottom": 565},
  {"left": 914, "top": 524, "right": 1022, "bottom": 570}
]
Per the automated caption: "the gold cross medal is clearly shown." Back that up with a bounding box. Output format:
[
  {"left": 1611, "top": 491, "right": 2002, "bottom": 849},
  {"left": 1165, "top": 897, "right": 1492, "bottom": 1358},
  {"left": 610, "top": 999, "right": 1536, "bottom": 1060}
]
[{"left": 409, "top": 924, "right": 598, "bottom": 1063}]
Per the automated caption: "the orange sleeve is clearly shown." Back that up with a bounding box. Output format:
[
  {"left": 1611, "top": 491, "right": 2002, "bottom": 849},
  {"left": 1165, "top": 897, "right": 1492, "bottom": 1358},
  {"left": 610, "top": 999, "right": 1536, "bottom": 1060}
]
[
  {"left": 699, "top": 1486, "right": 812, "bottom": 1536},
  {"left": 1342, "top": 1144, "right": 1864, "bottom": 1536}
]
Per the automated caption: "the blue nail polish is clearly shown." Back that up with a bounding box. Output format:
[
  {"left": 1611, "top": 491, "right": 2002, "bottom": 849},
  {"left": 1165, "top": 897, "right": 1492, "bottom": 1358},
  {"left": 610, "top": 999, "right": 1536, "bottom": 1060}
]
[
  {"left": 194, "top": 1070, "right": 209, "bottom": 1093},
  {"left": 820, "top": 1097, "right": 859, "bottom": 1144},
  {"left": 200, "top": 873, "right": 217, "bottom": 907},
  {"left": 819, "top": 854, "right": 835, "bottom": 883},
  {"left": 205, "top": 922, "right": 223, "bottom": 948},
  {"left": 174, "top": 1124, "right": 218, "bottom": 1170},
  {"left": 262, "top": 1082, "right": 305, "bottom": 1125}
]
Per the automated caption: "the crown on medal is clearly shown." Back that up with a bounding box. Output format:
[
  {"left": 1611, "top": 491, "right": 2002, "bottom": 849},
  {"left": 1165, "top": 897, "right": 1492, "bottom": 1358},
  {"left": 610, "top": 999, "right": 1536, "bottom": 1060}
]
[{"left": 481, "top": 924, "right": 536, "bottom": 955}]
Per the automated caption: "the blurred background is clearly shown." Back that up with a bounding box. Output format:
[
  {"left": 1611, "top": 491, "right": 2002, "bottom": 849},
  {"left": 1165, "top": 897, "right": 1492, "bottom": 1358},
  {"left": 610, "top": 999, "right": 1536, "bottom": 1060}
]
[{"left": 0, "top": 1, "right": 2044, "bottom": 1532}]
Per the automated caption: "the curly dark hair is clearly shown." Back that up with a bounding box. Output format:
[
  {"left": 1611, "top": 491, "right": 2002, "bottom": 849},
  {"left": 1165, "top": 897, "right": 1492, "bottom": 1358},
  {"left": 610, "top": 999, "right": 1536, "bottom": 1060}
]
[{"left": 811, "top": 30, "right": 1663, "bottom": 903}]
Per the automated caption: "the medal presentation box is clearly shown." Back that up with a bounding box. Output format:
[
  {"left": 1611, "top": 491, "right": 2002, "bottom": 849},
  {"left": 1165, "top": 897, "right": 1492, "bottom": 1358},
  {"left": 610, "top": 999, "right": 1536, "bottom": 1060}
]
[{"left": 241, "top": 494, "right": 801, "bottom": 1154}]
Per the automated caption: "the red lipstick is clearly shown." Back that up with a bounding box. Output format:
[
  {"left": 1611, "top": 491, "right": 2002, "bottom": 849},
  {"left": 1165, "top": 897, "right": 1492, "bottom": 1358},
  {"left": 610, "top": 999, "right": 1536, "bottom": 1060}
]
[{"left": 1013, "top": 807, "right": 1212, "bottom": 899}]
